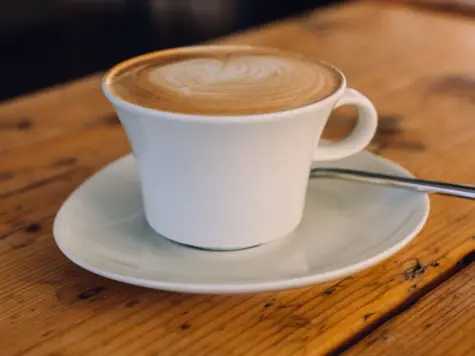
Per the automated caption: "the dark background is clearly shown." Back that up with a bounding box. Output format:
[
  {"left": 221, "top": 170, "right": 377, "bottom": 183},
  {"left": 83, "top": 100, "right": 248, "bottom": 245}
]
[{"left": 0, "top": 0, "right": 339, "bottom": 101}]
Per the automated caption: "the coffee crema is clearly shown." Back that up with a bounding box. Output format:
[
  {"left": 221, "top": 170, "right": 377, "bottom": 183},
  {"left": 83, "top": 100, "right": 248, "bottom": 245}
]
[{"left": 106, "top": 46, "right": 341, "bottom": 116}]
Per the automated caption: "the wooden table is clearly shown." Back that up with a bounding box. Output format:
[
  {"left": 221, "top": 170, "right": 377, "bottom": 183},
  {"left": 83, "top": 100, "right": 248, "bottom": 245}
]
[{"left": 1, "top": 1, "right": 474, "bottom": 355}]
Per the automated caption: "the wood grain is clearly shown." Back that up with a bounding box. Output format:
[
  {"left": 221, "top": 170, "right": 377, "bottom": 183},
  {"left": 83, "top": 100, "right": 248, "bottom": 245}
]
[
  {"left": 373, "top": 0, "right": 475, "bottom": 16},
  {"left": 345, "top": 261, "right": 475, "bottom": 356},
  {"left": 0, "top": 76, "right": 114, "bottom": 154},
  {"left": 0, "top": 1, "right": 474, "bottom": 355}
]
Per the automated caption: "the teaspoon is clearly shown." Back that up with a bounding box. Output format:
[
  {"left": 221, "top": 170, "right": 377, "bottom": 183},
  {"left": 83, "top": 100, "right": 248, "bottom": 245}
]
[{"left": 310, "top": 168, "right": 475, "bottom": 199}]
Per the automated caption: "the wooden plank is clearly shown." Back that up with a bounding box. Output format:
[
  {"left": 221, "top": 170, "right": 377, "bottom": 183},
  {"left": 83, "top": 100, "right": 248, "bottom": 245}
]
[
  {"left": 0, "top": 75, "right": 111, "bottom": 154},
  {"left": 344, "top": 262, "right": 475, "bottom": 356},
  {"left": 0, "top": 2, "right": 474, "bottom": 355}
]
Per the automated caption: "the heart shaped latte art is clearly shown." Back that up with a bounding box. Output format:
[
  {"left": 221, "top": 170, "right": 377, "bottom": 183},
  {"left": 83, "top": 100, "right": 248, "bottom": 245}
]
[
  {"left": 108, "top": 50, "right": 340, "bottom": 115},
  {"left": 149, "top": 56, "right": 321, "bottom": 97}
]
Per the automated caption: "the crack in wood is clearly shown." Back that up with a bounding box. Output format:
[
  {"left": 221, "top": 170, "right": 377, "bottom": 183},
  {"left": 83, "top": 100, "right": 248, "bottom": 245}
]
[
  {"left": 330, "top": 251, "right": 475, "bottom": 355},
  {"left": 321, "top": 277, "right": 354, "bottom": 296},
  {"left": 0, "top": 171, "right": 74, "bottom": 200},
  {"left": 402, "top": 259, "right": 426, "bottom": 281},
  {"left": 363, "top": 313, "right": 376, "bottom": 321},
  {"left": 51, "top": 157, "right": 78, "bottom": 167}
]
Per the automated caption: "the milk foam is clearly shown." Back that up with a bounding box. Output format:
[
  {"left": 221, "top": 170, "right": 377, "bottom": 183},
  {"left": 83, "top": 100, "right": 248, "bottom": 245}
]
[
  {"left": 148, "top": 56, "right": 325, "bottom": 98},
  {"left": 107, "top": 47, "right": 340, "bottom": 115}
]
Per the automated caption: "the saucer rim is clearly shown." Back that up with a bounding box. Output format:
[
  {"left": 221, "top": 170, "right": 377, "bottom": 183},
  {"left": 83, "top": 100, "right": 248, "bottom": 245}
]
[{"left": 53, "top": 153, "right": 430, "bottom": 294}]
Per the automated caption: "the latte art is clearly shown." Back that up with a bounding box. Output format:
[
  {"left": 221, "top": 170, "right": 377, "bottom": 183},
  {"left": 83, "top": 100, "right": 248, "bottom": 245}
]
[
  {"left": 150, "top": 56, "right": 324, "bottom": 97},
  {"left": 107, "top": 47, "right": 341, "bottom": 115}
]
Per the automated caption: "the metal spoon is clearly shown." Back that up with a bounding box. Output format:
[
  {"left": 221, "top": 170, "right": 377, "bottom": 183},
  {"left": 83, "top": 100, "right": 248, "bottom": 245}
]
[{"left": 310, "top": 168, "right": 475, "bottom": 199}]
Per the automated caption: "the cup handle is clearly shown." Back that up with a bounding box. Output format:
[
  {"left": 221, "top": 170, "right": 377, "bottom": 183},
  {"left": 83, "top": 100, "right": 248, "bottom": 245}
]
[{"left": 313, "top": 88, "right": 378, "bottom": 161}]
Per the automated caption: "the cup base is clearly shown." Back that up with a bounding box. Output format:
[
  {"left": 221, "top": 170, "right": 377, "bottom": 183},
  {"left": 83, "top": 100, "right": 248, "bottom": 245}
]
[
  {"left": 146, "top": 217, "right": 302, "bottom": 251},
  {"left": 161, "top": 236, "right": 264, "bottom": 252}
]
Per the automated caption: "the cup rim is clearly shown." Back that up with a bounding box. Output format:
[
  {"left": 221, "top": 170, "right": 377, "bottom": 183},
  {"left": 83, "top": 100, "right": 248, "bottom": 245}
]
[{"left": 102, "top": 44, "right": 347, "bottom": 123}]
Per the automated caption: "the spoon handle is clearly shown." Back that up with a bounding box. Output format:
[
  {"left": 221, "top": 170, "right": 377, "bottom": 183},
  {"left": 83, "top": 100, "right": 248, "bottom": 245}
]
[{"left": 310, "top": 168, "right": 475, "bottom": 199}]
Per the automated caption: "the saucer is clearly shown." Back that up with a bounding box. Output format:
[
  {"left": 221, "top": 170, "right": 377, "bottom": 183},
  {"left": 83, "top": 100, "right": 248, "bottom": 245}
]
[{"left": 53, "top": 152, "right": 430, "bottom": 294}]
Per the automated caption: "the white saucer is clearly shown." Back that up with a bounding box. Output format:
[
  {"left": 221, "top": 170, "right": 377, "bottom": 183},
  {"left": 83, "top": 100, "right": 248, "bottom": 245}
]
[{"left": 54, "top": 152, "right": 430, "bottom": 294}]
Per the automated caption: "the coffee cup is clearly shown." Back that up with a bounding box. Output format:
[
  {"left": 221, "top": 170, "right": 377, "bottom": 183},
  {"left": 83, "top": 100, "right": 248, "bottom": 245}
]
[{"left": 102, "top": 45, "right": 378, "bottom": 250}]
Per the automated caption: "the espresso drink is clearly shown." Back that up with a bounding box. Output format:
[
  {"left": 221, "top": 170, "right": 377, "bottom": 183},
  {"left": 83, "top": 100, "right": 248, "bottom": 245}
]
[{"left": 106, "top": 46, "right": 341, "bottom": 116}]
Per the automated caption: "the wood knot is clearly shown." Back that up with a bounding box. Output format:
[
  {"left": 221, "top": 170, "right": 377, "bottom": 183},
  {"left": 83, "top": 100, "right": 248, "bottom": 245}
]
[
  {"left": 179, "top": 322, "right": 191, "bottom": 330},
  {"left": 25, "top": 223, "right": 41, "bottom": 233},
  {"left": 402, "top": 259, "right": 425, "bottom": 280},
  {"left": 77, "top": 287, "right": 105, "bottom": 300},
  {"left": 53, "top": 157, "right": 78, "bottom": 167}
]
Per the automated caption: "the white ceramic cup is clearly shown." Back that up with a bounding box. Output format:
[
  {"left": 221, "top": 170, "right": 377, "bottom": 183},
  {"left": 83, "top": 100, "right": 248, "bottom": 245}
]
[{"left": 102, "top": 45, "right": 378, "bottom": 250}]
